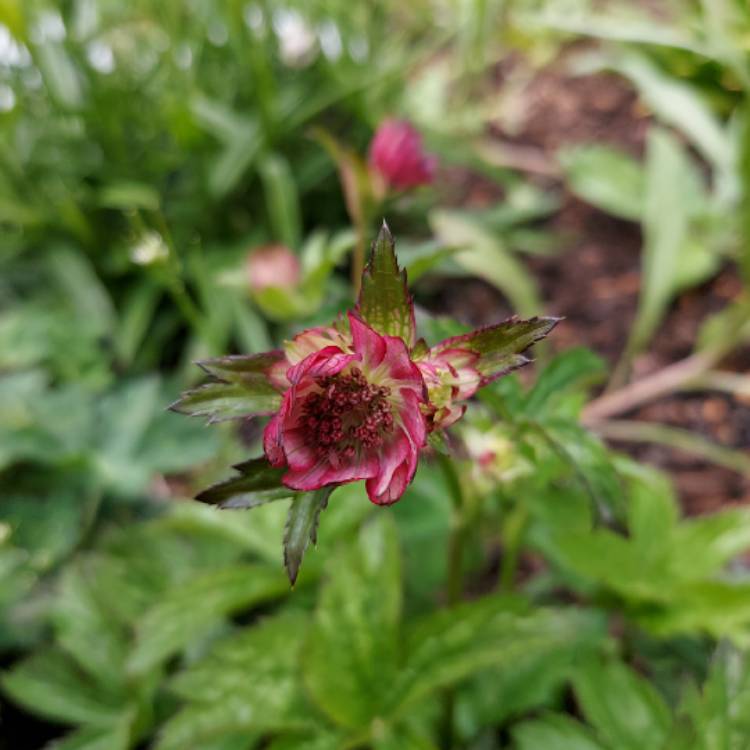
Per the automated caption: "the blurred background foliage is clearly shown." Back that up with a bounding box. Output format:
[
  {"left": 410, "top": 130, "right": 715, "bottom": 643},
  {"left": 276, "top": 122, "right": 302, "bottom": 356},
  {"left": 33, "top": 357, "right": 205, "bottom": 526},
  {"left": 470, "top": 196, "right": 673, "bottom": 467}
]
[{"left": 2, "top": 0, "right": 750, "bottom": 748}]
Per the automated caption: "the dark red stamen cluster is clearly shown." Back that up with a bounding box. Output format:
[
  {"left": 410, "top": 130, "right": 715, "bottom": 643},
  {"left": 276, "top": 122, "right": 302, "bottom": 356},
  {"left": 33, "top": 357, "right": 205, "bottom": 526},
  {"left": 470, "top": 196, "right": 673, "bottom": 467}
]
[{"left": 301, "top": 367, "right": 393, "bottom": 458}]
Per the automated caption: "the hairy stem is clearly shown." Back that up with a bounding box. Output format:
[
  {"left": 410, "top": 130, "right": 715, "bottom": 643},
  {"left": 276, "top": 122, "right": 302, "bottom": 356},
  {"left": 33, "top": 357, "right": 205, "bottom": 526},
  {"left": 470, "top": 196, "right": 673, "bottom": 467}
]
[{"left": 437, "top": 453, "right": 467, "bottom": 750}]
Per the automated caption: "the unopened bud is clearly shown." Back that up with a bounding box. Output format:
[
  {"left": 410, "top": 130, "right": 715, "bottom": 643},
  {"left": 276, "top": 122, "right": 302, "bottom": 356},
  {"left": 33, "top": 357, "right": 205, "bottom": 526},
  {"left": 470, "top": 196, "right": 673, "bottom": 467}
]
[
  {"left": 369, "top": 118, "right": 437, "bottom": 190},
  {"left": 246, "top": 244, "right": 301, "bottom": 293}
]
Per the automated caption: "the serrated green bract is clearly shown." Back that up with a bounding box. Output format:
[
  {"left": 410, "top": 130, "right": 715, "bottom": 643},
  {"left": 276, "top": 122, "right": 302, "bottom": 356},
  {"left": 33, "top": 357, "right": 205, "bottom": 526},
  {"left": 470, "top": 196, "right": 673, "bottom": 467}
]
[
  {"left": 196, "top": 458, "right": 291, "bottom": 509},
  {"left": 196, "top": 352, "right": 285, "bottom": 385},
  {"left": 283, "top": 488, "right": 334, "bottom": 586},
  {"left": 356, "top": 222, "right": 416, "bottom": 347},
  {"left": 433, "top": 316, "right": 560, "bottom": 383},
  {"left": 168, "top": 381, "right": 281, "bottom": 423}
]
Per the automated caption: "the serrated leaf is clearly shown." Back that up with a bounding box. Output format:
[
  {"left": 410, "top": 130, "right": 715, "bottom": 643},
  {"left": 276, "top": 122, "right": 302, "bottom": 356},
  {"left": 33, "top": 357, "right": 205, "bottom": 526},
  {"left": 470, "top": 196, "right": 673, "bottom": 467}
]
[
  {"left": 284, "top": 488, "right": 333, "bottom": 585},
  {"left": 303, "top": 516, "right": 401, "bottom": 729},
  {"left": 573, "top": 657, "right": 672, "bottom": 750},
  {"left": 433, "top": 316, "right": 560, "bottom": 382},
  {"left": 196, "top": 457, "right": 291, "bottom": 509},
  {"left": 1, "top": 650, "right": 125, "bottom": 726},
  {"left": 169, "top": 381, "right": 281, "bottom": 422},
  {"left": 357, "top": 222, "right": 416, "bottom": 347},
  {"left": 158, "top": 614, "right": 312, "bottom": 750},
  {"left": 53, "top": 564, "right": 129, "bottom": 686},
  {"left": 521, "top": 348, "right": 606, "bottom": 417},
  {"left": 46, "top": 717, "right": 133, "bottom": 750},
  {"left": 170, "top": 611, "right": 306, "bottom": 701},
  {"left": 513, "top": 713, "right": 606, "bottom": 750},
  {"left": 128, "top": 564, "right": 288, "bottom": 675},
  {"left": 392, "top": 599, "right": 605, "bottom": 712}
]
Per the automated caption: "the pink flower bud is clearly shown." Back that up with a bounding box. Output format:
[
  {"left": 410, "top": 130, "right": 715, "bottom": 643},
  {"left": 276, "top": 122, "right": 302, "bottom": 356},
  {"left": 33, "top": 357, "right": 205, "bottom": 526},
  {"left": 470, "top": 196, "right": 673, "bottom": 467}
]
[
  {"left": 246, "top": 244, "right": 301, "bottom": 293},
  {"left": 368, "top": 119, "right": 437, "bottom": 190}
]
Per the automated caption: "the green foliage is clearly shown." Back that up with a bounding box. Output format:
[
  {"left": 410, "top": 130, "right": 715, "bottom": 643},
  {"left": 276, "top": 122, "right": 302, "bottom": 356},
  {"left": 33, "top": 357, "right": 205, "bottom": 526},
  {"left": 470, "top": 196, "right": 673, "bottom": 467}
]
[{"left": 4, "top": 1, "right": 750, "bottom": 749}]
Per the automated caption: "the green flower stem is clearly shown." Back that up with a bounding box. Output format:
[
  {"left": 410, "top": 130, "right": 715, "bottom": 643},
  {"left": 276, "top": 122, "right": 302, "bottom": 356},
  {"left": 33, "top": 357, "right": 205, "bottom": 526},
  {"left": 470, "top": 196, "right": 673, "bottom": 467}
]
[
  {"left": 437, "top": 453, "right": 467, "bottom": 750},
  {"left": 499, "top": 504, "right": 528, "bottom": 592},
  {"left": 438, "top": 453, "right": 466, "bottom": 605}
]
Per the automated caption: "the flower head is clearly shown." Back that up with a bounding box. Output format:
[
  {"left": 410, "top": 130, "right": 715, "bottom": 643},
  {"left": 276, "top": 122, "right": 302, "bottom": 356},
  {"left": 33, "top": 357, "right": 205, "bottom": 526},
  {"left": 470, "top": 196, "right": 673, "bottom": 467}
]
[
  {"left": 172, "top": 222, "right": 558, "bottom": 581},
  {"left": 264, "top": 312, "right": 426, "bottom": 505},
  {"left": 369, "top": 119, "right": 437, "bottom": 190}
]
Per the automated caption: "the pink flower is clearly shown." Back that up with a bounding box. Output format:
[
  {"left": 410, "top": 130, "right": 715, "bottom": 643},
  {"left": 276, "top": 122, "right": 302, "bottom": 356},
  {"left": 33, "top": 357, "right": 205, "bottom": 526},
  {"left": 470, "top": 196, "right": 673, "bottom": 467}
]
[
  {"left": 369, "top": 119, "right": 437, "bottom": 190},
  {"left": 247, "top": 244, "right": 301, "bottom": 293},
  {"left": 264, "top": 313, "right": 427, "bottom": 505},
  {"left": 175, "top": 223, "right": 557, "bottom": 509}
]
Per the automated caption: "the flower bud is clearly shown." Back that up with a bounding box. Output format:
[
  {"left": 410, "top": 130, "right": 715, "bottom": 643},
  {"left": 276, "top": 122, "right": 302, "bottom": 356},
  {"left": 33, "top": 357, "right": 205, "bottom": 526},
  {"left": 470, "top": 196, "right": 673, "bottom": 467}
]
[
  {"left": 368, "top": 118, "right": 437, "bottom": 190},
  {"left": 246, "top": 244, "right": 301, "bottom": 293}
]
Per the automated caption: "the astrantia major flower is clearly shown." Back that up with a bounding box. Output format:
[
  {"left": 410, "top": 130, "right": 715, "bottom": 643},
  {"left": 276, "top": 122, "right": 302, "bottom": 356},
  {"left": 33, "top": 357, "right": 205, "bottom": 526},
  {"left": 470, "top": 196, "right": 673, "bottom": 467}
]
[
  {"left": 263, "top": 312, "right": 426, "bottom": 505},
  {"left": 172, "top": 222, "right": 557, "bottom": 581}
]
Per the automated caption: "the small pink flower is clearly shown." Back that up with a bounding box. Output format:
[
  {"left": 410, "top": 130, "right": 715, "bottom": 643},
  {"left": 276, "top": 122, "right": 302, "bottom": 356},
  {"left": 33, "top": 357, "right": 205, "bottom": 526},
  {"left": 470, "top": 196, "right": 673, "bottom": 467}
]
[
  {"left": 264, "top": 312, "right": 427, "bottom": 505},
  {"left": 247, "top": 244, "right": 301, "bottom": 293},
  {"left": 415, "top": 346, "right": 482, "bottom": 430},
  {"left": 369, "top": 119, "right": 437, "bottom": 190}
]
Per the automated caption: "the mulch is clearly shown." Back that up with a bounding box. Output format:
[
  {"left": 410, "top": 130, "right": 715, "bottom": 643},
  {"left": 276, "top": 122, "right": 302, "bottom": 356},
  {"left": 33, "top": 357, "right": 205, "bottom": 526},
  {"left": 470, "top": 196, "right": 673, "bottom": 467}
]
[{"left": 430, "top": 59, "right": 750, "bottom": 513}]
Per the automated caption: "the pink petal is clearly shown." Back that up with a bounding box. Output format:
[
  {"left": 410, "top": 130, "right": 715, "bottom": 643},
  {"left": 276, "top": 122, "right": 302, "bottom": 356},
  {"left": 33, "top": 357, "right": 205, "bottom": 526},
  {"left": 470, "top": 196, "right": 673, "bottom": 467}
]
[
  {"left": 367, "top": 461, "right": 411, "bottom": 505},
  {"left": 348, "top": 312, "right": 386, "bottom": 369},
  {"left": 285, "top": 325, "right": 351, "bottom": 365},
  {"left": 287, "top": 346, "right": 358, "bottom": 385},
  {"left": 281, "top": 426, "right": 318, "bottom": 472},
  {"left": 366, "top": 428, "right": 415, "bottom": 503},
  {"left": 382, "top": 335, "right": 423, "bottom": 382},
  {"left": 283, "top": 460, "right": 333, "bottom": 491},
  {"left": 397, "top": 390, "right": 428, "bottom": 448},
  {"left": 263, "top": 413, "right": 286, "bottom": 467},
  {"left": 324, "top": 451, "right": 380, "bottom": 483}
]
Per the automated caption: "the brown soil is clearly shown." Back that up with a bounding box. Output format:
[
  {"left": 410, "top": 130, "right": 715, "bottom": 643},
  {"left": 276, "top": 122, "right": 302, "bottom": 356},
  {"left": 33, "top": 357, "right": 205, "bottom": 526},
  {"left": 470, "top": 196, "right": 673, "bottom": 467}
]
[{"left": 438, "top": 62, "right": 750, "bottom": 513}]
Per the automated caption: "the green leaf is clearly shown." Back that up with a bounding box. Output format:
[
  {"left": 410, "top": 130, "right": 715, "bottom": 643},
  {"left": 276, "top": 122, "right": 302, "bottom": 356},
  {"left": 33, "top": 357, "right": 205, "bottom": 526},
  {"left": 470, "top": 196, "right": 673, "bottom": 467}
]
[
  {"left": 47, "top": 718, "right": 133, "bottom": 750},
  {"left": 573, "top": 657, "right": 672, "bottom": 750},
  {"left": 196, "top": 458, "right": 291, "bottom": 509},
  {"left": 303, "top": 515, "right": 402, "bottom": 729},
  {"left": 667, "top": 645, "right": 750, "bottom": 749},
  {"left": 559, "top": 144, "right": 645, "bottom": 221},
  {"left": 513, "top": 713, "right": 606, "bottom": 750},
  {"left": 169, "top": 381, "right": 281, "bottom": 423},
  {"left": 603, "top": 51, "right": 732, "bottom": 180},
  {"left": 98, "top": 182, "right": 160, "bottom": 211},
  {"left": 357, "top": 222, "right": 416, "bottom": 347},
  {"left": 521, "top": 348, "right": 606, "bottom": 417},
  {"left": 1, "top": 650, "right": 125, "bottom": 726},
  {"left": 283, "top": 488, "right": 334, "bottom": 585},
  {"left": 392, "top": 599, "right": 605, "bottom": 711},
  {"left": 432, "top": 317, "right": 559, "bottom": 382},
  {"left": 625, "top": 127, "right": 696, "bottom": 358},
  {"left": 259, "top": 153, "right": 302, "bottom": 250},
  {"left": 457, "top": 641, "right": 589, "bottom": 732},
  {"left": 128, "top": 564, "right": 289, "bottom": 675},
  {"left": 430, "top": 210, "right": 543, "bottom": 317},
  {"left": 53, "top": 564, "right": 129, "bottom": 686},
  {"left": 197, "top": 352, "right": 285, "bottom": 385},
  {"left": 159, "top": 613, "right": 312, "bottom": 749}
]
